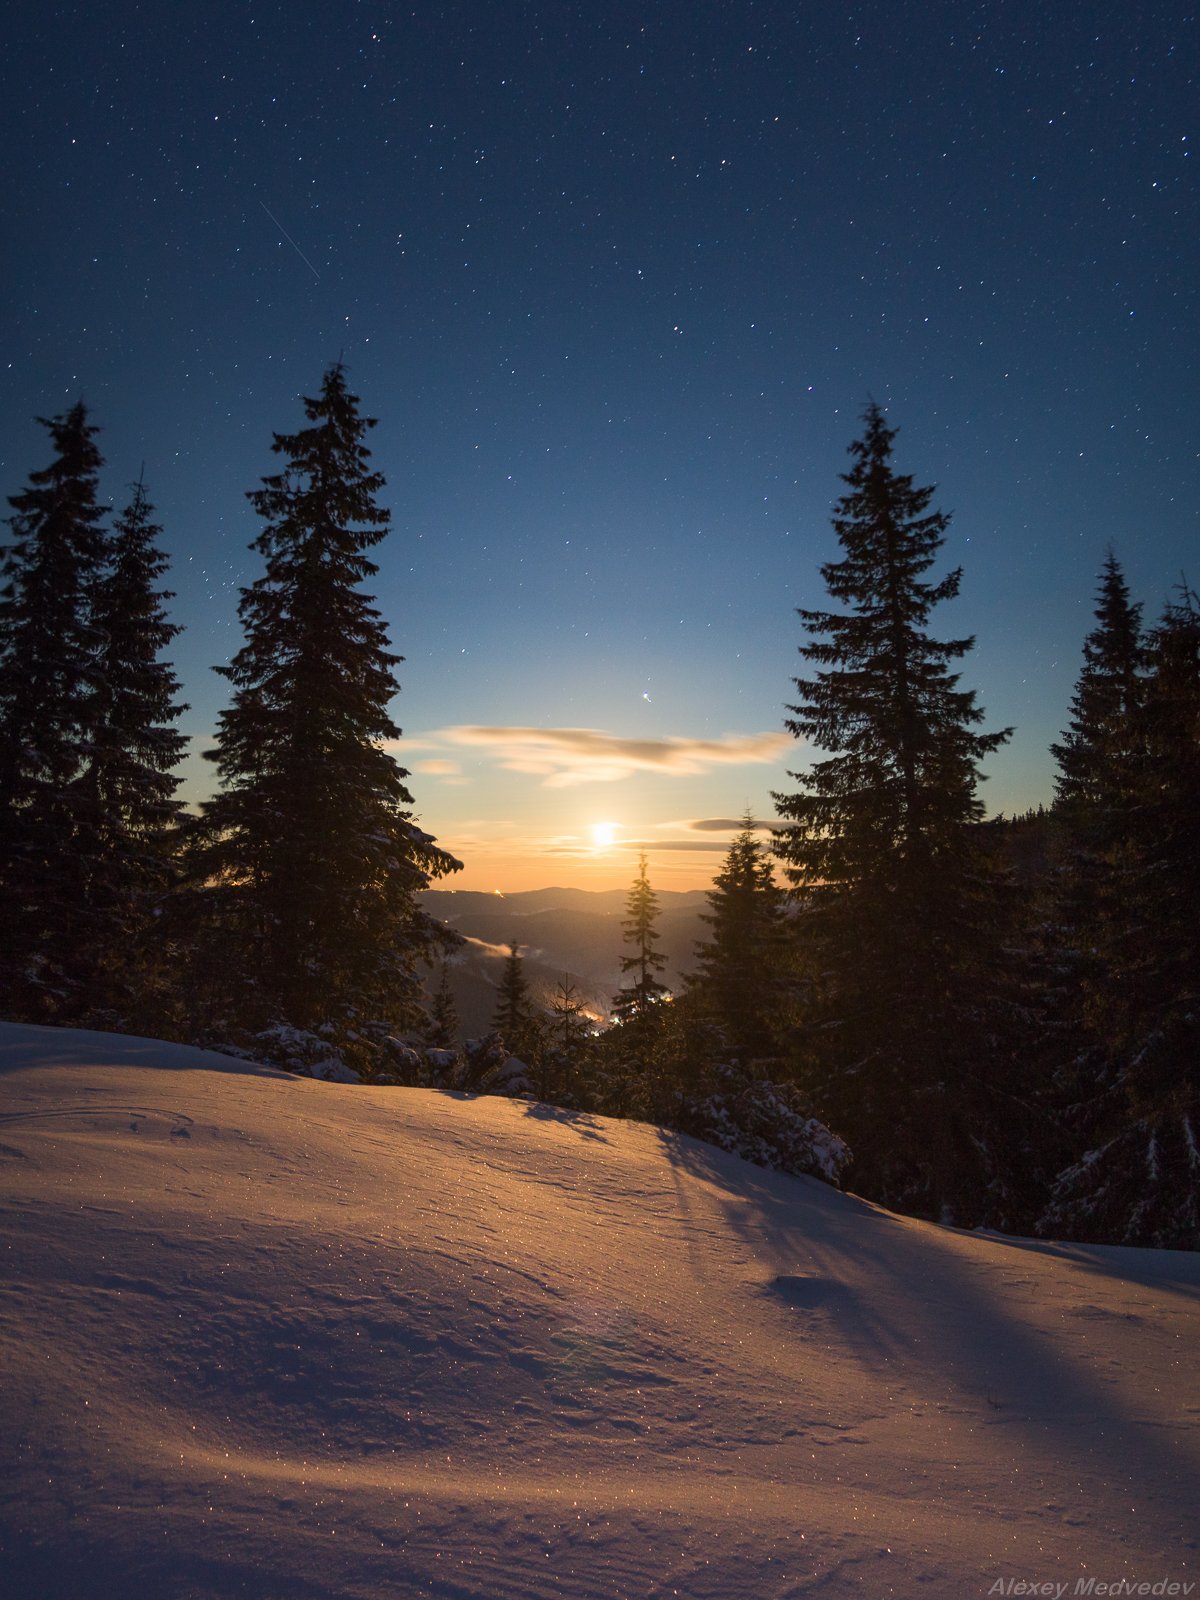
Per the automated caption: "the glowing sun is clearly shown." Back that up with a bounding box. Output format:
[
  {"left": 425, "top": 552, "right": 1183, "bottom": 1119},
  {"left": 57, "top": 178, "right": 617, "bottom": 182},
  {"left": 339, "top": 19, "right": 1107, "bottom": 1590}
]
[{"left": 590, "top": 821, "right": 619, "bottom": 850}]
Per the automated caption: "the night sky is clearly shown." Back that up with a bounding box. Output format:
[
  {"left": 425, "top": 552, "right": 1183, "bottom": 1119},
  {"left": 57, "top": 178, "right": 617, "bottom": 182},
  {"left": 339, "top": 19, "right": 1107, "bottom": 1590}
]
[{"left": 3, "top": 2, "right": 1195, "bottom": 889}]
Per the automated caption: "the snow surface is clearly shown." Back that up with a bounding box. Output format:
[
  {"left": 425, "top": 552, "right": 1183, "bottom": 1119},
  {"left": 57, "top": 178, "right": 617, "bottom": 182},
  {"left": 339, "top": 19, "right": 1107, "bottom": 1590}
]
[{"left": 1, "top": 1021, "right": 1197, "bottom": 1600}]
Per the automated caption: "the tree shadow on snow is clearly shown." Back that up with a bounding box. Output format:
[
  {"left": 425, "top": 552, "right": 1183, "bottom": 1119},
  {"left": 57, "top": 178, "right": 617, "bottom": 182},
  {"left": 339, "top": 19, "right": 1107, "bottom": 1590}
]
[
  {"left": 522, "top": 1100, "right": 610, "bottom": 1142},
  {"left": 656, "top": 1125, "right": 1200, "bottom": 1536},
  {"left": 1002, "top": 1234, "right": 1200, "bottom": 1298}
]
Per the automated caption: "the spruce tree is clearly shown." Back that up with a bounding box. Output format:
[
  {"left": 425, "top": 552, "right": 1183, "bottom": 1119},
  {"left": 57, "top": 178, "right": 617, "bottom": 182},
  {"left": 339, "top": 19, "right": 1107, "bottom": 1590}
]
[
  {"left": 80, "top": 477, "right": 187, "bottom": 1018},
  {"left": 774, "top": 403, "right": 1028, "bottom": 1226},
  {"left": 1049, "top": 551, "right": 1146, "bottom": 965},
  {"left": 1044, "top": 585, "right": 1200, "bottom": 1247},
  {"left": 611, "top": 852, "right": 669, "bottom": 1023},
  {"left": 688, "top": 818, "right": 792, "bottom": 1063},
  {"left": 551, "top": 973, "right": 590, "bottom": 1056},
  {"left": 492, "top": 940, "right": 532, "bottom": 1049},
  {"left": 1051, "top": 552, "right": 1145, "bottom": 823},
  {"left": 1042, "top": 554, "right": 1146, "bottom": 1195},
  {"left": 193, "top": 364, "right": 460, "bottom": 1054},
  {"left": 427, "top": 961, "right": 460, "bottom": 1049},
  {"left": 598, "top": 854, "right": 675, "bottom": 1121},
  {"left": 541, "top": 972, "right": 592, "bottom": 1104},
  {"left": 0, "top": 403, "right": 108, "bottom": 1018}
]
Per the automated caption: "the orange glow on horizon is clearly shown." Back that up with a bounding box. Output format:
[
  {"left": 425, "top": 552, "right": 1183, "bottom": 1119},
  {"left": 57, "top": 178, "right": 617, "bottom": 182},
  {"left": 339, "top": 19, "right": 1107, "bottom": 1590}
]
[{"left": 440, "top": 837, "right": 721, "bottom": 895}]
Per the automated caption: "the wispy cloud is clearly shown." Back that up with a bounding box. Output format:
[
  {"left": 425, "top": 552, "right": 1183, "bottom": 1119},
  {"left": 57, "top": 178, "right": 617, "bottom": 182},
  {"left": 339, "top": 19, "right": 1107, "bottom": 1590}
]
[
  {"left": 543, "top": 833, "right": 746, "bottom": 856},
  {"left": 618, "top": 838, "right": 731, "bottom": 852},
  {"left": 685, "top": 816, "right": 777, "bottom": 833},
  {"left": 435, "top": 726, "right": 792, "bottom": 787},
  {"left": 414, "top": 758, "right": 463, "bottom": 779}
]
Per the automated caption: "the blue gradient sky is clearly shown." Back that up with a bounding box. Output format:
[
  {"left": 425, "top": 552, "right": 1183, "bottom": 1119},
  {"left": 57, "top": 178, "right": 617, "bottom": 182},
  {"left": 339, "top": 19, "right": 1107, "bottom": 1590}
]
[{"left": 3, "top": 2, "right": 1195, "bottom": 887}]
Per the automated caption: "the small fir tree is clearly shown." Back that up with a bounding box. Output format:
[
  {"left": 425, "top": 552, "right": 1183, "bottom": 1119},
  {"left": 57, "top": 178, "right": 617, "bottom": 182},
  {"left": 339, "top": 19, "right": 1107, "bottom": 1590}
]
[
  {"left": 551, "top": 972, "right": 590, "bottom": 1056},
  {"left": 601, "top": 852, "right": 677, "bottom": 1118},
  {"left": 427, "top": 960, "right": 460, "bottom": 1049},
  {"left": 774, "top": 402, "right": 1030, "bottom": 1227},
  {"left": 611, "top": 852, "right": 669, "bottom": 1024},
  {"left": 192, "top": 364, "right": 460, "bottom": 1056},
  {"left": 688, "top": 817, "right": 793, "bottom": 1063},
  {"left": 492, "top": 939, "right": 533, "bottom": 1051},
  {"left": 539, "top": 972, "right": 592, "bottom": 1104},
  {"left": 0, "top": 403, "right": 108, "bottom": 1017}
]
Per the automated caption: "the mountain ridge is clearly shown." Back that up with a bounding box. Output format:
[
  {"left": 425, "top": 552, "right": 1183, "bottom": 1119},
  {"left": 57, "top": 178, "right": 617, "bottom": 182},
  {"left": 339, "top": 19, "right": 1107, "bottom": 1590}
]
[{"left": 422, "top": 886, "right": 711, "bottom": 1033}]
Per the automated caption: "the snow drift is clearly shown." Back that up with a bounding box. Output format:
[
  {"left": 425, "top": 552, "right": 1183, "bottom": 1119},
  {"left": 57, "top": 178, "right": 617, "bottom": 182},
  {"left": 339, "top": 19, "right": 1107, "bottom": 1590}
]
[{"left": 1, "top": 1021, "right": 1197, "bottom": 1599}]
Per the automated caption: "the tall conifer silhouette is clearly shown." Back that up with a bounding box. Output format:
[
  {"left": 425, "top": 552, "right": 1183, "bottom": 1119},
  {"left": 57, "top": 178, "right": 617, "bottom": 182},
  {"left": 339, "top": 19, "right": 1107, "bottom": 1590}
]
[
  {"left": 195, "top": 364, "right": 459, "bottom": 1047},
  {"left": 775, "top": 403, "right": 1028, "bottom": 1225},
  {"left": 1042, "top": 553, "right": 1146, "bottom": 1183},
  {"left": 1045, "top": 583, "right": 1200, "bottom": 1247},
  {"left": 0, "top": 404, "right": 108, "bottom": 1016},
  {"left": 81, "top": 477, "right": 187, "bottom": 1016}
]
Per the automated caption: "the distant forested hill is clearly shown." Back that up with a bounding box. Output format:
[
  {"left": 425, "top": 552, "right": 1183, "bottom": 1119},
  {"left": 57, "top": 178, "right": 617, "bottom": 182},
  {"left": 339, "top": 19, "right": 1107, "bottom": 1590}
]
[{"left": 420, "top": 887, "right": 709, "bottom": 1037}]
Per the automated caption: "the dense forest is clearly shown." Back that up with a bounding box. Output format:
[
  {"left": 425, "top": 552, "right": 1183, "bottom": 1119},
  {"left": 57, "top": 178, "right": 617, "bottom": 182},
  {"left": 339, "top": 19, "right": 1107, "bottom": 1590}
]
[{"left": 1, "top": 370, "right": 1196, "bottom": 1248}]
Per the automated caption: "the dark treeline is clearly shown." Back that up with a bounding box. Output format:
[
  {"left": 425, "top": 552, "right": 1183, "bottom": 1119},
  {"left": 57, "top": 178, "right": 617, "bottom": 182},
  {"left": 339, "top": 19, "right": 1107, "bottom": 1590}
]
[
  {"left": 1, "top": 377, "right": 1196, "bottom": 1249},
  {"left": 0, "top": 370, "right": 460, "bottom": 1082}
]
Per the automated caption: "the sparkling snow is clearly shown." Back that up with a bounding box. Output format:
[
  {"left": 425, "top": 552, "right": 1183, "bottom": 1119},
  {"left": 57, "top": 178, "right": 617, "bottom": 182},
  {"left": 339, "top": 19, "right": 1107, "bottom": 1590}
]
[{"left": 1, "top": 1022, "right": 1196, "bottom": 1598}]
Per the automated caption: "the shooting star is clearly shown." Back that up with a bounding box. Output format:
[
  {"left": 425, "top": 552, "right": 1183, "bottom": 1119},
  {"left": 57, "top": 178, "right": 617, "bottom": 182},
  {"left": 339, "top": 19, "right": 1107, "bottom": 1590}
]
[{"left": 258, "top": 199, "right": 321, "bottom": 281}]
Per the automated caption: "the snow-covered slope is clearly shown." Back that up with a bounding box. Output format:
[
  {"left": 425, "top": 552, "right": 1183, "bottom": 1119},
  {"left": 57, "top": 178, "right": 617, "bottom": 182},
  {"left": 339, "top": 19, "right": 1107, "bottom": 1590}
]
[{"left": 1, "top": 1022, "right": 1197, "bottom": 1599}]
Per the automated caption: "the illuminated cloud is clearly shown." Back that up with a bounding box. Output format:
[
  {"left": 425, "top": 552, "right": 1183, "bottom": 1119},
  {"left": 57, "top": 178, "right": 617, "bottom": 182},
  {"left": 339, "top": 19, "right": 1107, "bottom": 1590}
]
[
  {"left": 539, "top": 834, "right": 732, "bottom": 860},
  {"left": 414, "top": 758, "right": 463, "bottom": 777},
  {"left": 685, "top": 816, "right": 777, "bottom": 833},
  {"left": 617, "top": 838, "right": 730, "bottom": 853},
  {"left": 438, "top": 726, "right": 792, "bottom": 788}
]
